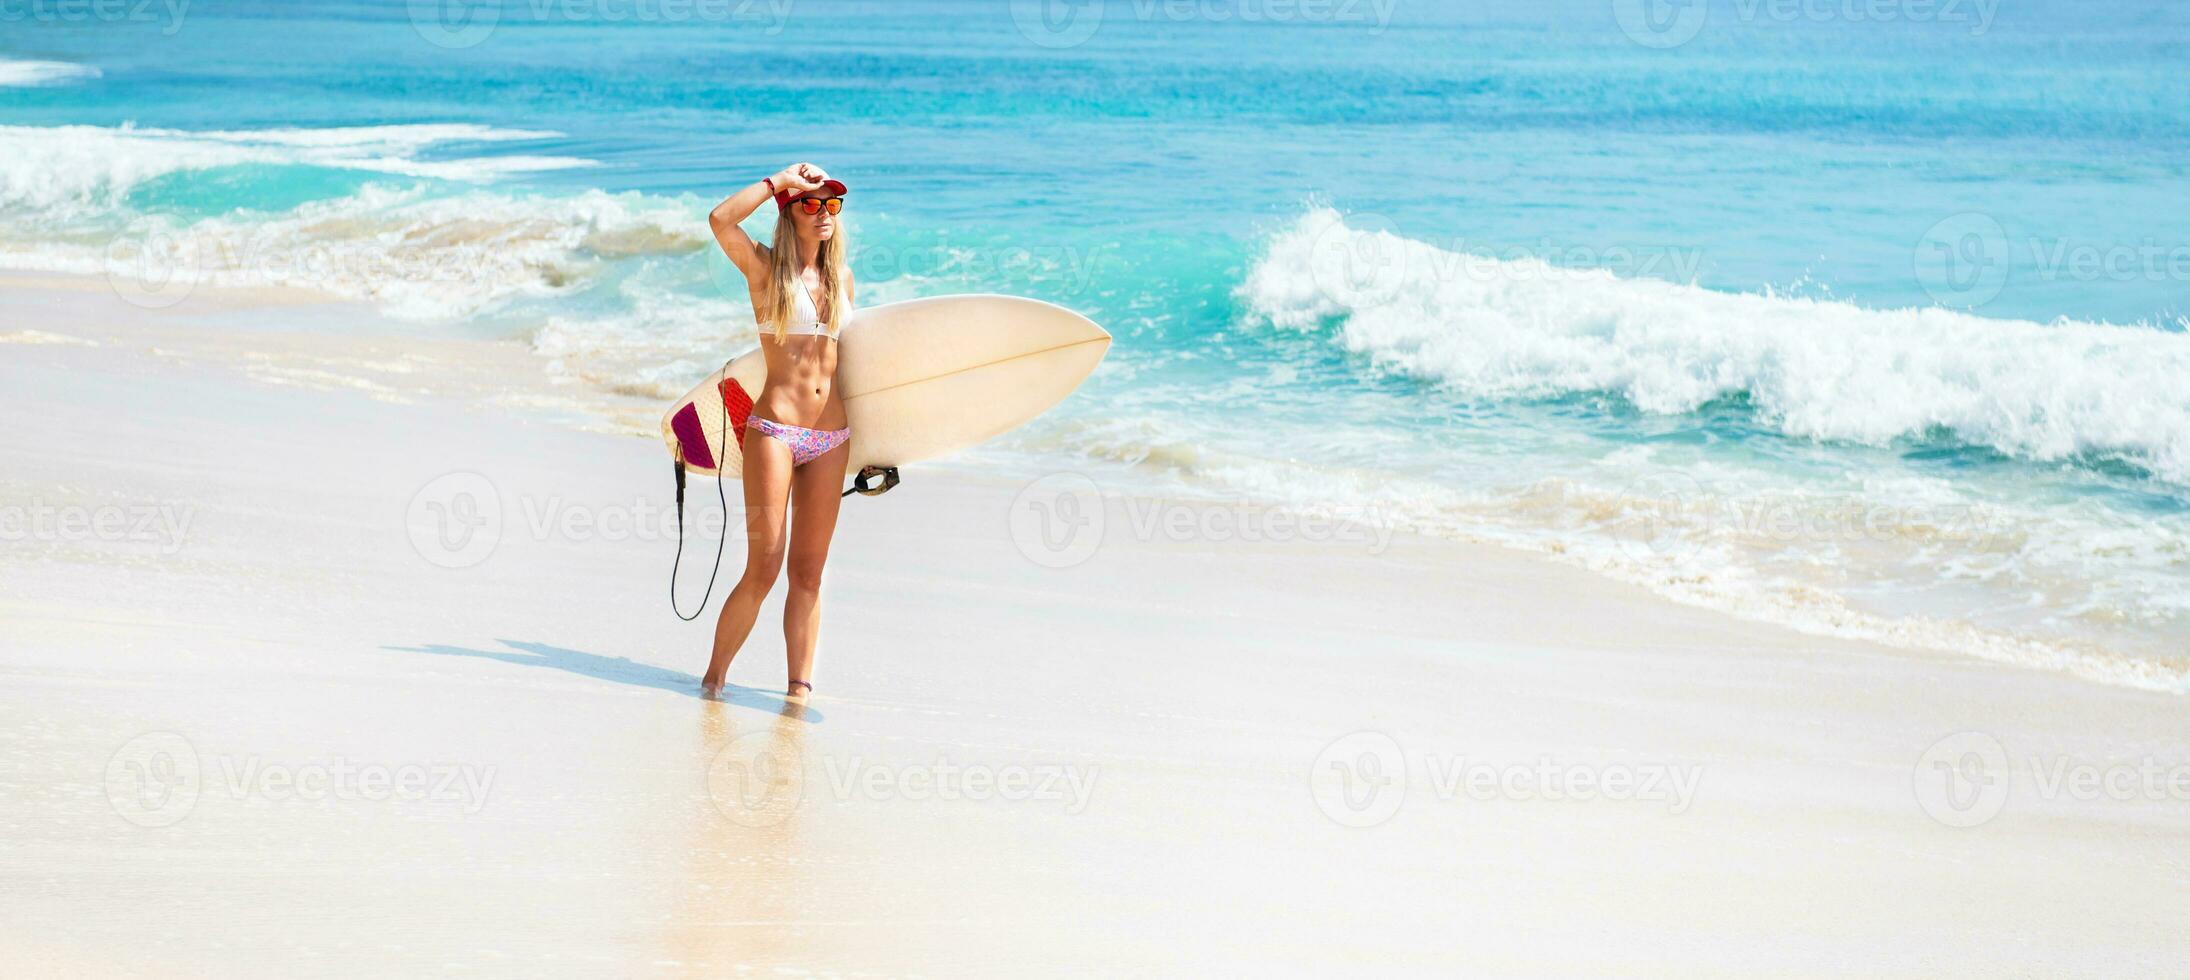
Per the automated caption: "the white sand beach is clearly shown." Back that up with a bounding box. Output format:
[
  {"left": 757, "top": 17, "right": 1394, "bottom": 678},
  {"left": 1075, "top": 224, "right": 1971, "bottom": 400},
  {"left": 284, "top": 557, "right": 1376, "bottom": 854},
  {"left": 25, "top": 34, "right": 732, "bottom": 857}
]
[{"left": 4, "top": 274, "right": 2189, "bottom": 977}]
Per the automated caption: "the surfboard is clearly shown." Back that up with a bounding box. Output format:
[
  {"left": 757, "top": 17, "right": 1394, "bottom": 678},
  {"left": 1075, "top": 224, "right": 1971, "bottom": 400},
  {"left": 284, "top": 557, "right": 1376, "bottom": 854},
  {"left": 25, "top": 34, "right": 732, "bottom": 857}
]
[{"left": 661, "top": 293, "right": 1110, "bottom": 479}]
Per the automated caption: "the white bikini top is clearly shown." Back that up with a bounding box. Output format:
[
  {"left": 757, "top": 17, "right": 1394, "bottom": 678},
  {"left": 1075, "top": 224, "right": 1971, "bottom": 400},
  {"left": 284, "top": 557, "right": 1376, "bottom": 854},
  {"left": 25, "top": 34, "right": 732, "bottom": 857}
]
[{"left": 779, "top": 281, "right": 841, "bottom": 339}]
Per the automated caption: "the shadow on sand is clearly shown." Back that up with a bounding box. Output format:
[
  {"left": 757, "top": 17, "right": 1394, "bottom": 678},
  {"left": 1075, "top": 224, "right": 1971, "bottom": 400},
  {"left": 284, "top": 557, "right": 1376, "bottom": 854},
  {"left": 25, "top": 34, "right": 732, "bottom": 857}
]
[{"left": 383, "top": 639, "right": 820, "bottom": 721}]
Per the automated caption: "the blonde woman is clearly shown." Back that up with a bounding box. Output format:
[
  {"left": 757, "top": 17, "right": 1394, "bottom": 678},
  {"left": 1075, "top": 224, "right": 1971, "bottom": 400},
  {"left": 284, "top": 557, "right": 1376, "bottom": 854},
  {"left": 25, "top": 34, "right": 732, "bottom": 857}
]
[{"left": 699, "top": 162, "right": 853, "bottom": 701}]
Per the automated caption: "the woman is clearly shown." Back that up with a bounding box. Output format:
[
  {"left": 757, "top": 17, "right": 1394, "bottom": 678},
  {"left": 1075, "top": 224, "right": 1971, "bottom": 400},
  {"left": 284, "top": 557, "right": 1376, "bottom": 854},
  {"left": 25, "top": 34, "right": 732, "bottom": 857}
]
[{"left": 699, "top": 162, "right": 854, "bottom": 701}]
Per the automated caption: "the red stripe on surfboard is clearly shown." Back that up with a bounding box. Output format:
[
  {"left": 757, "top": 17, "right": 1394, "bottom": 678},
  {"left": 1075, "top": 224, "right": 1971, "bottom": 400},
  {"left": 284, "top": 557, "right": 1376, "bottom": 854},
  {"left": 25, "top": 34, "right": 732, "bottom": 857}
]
[{"left": 718, "top": 377, "right": 754, "bottom": 450}]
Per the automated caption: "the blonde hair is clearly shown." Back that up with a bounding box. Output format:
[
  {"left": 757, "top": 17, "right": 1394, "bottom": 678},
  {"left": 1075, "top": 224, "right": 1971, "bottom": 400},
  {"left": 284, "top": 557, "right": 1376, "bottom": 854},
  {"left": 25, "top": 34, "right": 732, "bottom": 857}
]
[{"left": 763, "top": 204, "right": 851, "bottom": 343}]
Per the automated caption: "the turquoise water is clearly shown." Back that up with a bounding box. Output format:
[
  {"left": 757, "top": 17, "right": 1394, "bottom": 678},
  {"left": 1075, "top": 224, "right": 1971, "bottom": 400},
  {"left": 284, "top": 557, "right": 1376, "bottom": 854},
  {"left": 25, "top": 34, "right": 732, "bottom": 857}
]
[{"left": 5, "top": 0, "right": 2189, "bottom": 686}]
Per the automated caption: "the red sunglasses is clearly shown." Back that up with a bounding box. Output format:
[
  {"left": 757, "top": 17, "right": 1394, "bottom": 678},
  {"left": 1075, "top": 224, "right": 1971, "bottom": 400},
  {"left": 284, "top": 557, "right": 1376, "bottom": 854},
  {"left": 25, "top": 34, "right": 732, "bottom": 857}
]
[{"left": 793, "top": 197, "right": 843, "bottom": 216}]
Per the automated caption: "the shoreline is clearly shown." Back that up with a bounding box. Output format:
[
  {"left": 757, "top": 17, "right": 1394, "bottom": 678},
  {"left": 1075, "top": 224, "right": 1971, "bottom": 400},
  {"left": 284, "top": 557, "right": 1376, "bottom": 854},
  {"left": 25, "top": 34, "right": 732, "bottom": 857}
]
[
  {"left": 6, "top": 274, "right": 2190, "bottom": 974},
  {"left": 12, "top": 268, "right": 2179, "bottom": 697}
]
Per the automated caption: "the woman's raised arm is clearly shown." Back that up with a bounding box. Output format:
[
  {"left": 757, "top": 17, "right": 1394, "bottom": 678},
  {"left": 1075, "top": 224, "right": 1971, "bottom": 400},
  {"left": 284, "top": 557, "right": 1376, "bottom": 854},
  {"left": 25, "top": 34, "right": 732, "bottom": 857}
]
[{"left": 708, "top": 163, "right": 828, "bottom": 283}]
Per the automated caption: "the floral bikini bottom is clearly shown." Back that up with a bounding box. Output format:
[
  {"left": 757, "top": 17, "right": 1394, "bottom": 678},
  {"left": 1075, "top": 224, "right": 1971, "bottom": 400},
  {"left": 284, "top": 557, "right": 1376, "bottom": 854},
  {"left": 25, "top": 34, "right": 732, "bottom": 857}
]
[{"left": 745, "top": 416, "right": 851, "bottom": 467}]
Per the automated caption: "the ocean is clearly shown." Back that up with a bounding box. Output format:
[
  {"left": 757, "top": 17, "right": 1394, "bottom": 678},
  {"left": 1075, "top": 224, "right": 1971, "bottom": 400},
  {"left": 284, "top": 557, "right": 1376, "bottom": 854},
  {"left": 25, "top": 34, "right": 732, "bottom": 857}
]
[{"left": 4, "top": 0, "right": 2187, "bottom": 688}]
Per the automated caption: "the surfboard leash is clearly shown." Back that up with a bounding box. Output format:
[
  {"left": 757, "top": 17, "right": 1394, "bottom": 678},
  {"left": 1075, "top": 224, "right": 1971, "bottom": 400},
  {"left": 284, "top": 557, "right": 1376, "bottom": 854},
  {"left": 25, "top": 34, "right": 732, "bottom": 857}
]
[
  {"left": 672, "top": 366, "right": 905, "bottom": 618},
  {"left": 669, "top": 361, "right": 735, "bottom": 622},
  {"left": 842, "top": 465, "right": 901, "bottom": 498}
]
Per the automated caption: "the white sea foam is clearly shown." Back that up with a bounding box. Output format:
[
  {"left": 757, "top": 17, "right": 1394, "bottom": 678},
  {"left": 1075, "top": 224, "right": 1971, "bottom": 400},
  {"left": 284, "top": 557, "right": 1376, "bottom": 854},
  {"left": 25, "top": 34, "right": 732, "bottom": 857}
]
[
  {"left": 0, "top": 59, "right": 101, "bottom": 88},
  {"left": 1240, "top": 207, "right": 2190, "bottom": 486},
  {"left": 532, "top": 289, "right": 762, "bottom": 398},
  {"left": 0, "top": 182, "right": 707, "bottom": 321},
  {"left": 1005, "top": 409, "right": 2190, "bottom": 694},
  {"left": 984, "top": 207, "right": 2190, "bottom": 693},
  {"left": 0, "top": 122, "right": 591, "bottom": 217}
]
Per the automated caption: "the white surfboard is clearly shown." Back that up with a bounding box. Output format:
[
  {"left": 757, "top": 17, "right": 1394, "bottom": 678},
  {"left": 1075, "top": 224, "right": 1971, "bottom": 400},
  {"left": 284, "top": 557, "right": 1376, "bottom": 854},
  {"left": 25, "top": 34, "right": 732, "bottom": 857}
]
[{"left": 662, "top": 293, "right": 1110, "bottom": 479}]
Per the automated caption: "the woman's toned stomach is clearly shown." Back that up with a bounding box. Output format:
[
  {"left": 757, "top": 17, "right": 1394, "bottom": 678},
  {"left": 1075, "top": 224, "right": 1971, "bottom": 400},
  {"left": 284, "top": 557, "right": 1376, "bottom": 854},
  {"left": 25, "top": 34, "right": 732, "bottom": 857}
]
[{"left": 751, "top": 337, "right": 846, "bottom": 429}]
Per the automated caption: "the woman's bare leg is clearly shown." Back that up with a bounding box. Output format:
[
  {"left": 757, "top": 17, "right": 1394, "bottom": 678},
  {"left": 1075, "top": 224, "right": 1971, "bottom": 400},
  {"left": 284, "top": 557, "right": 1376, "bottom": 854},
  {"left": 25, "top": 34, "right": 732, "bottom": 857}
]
[
  {"left": 702, "top": 431, "right": 793, "bottom": 694},
  {"left": 782, "top": 438, "right": 850, "bottom": 696}
]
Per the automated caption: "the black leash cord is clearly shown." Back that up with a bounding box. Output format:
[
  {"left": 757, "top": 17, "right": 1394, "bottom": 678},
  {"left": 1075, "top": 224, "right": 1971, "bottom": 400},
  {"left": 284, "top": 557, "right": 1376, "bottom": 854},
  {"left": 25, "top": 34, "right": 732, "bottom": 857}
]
[
  {"left": 670, "top": 362, "right": 733, "bottom": 621},
  {"left": 671, "top": 366, "right": 903, "bottom": 618}
]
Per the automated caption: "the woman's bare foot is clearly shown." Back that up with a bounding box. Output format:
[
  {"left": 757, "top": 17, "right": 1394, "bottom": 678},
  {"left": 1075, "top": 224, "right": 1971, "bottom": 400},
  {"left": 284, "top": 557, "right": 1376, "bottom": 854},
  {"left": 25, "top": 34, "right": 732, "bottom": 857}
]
[
  {"left": 700, "top": 677, "right": 725, "bottom": 700},
  {"left": 787, "top": 679, "right": 813, "bottom": 700}
]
